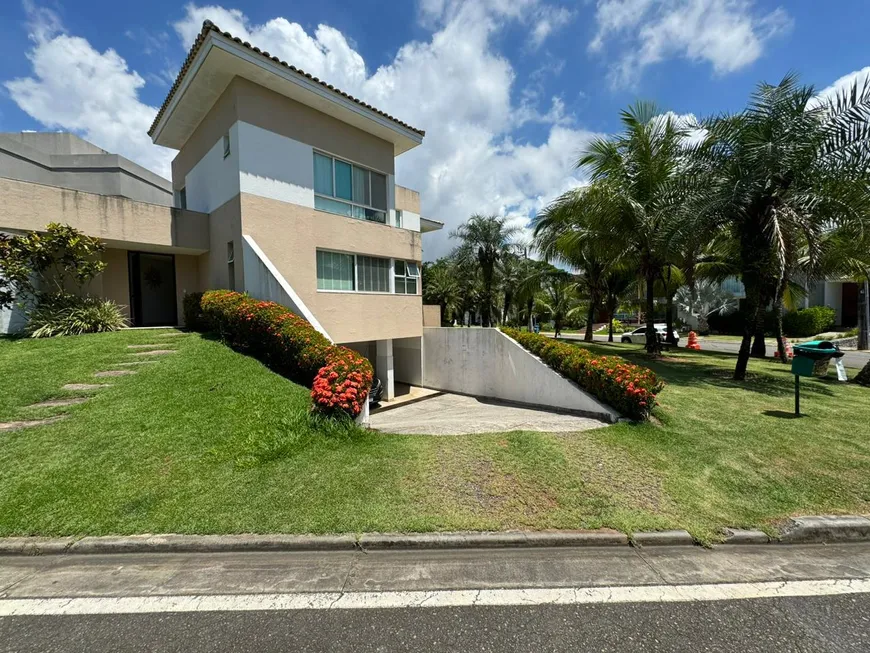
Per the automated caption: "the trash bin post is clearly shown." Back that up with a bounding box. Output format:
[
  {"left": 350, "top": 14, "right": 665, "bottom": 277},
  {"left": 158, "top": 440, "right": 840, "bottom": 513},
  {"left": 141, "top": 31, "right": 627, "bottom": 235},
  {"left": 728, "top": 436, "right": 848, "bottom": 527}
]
[{"left": 794, "top": 374, "right": 800, "bottom": 417}]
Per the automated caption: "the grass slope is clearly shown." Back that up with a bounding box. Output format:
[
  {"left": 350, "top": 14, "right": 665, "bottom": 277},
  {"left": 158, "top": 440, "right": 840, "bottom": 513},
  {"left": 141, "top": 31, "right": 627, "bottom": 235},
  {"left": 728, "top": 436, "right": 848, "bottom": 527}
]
[{"left": 0, "top": 331, "right": 868, "bottom": 542}]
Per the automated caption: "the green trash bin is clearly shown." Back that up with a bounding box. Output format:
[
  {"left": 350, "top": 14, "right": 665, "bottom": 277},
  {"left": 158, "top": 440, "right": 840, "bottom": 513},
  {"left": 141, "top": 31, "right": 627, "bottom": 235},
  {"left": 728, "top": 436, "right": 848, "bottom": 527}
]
[
  {"left": 792, "top": 341, "right": 844, "bottom": 378},
  {"left": 790, "top": 341, "right": 845, "bottom": 416}
]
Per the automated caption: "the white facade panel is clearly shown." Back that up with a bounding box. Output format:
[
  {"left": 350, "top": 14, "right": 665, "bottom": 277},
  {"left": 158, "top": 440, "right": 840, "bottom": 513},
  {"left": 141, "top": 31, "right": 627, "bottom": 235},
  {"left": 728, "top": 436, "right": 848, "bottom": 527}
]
[
  {"left": 183, "top": 122, "right": 241, "bottom": 214},
  {"left": 237, "top": 122, "right": 315, "bottom": 208}
]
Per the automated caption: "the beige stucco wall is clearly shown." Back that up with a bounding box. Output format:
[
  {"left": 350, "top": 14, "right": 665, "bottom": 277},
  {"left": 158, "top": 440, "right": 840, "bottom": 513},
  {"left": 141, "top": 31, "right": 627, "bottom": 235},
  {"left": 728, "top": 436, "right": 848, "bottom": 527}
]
[
  {"left": 171, "top": 83, "right": 239, "bottom": 191},
  {"left": 423, "top": 304, "right": 441, "bottom": 327},
  {"left": 205, "top": 196, "right": 244, "bottom": 291},
  {"left": 171, "top": 77, "right": 396, "bottom": 187},
  {"left": 0, "top": 177, "right": 209, "bottom": 253},
  {"left": 233, "top": 78, "right": 394, "bottom": 175},
  {"left": 395, "top": 185, "right": 421, "bottom": 213},
  {"left": 174, "top": 254, "right": 201, "bottom": 325},
  {"left": 240, "top": 192, "right": 422, "bottom": 343},
  {"left": 101, "top": 249, "right": 132, "bottom": 319}
]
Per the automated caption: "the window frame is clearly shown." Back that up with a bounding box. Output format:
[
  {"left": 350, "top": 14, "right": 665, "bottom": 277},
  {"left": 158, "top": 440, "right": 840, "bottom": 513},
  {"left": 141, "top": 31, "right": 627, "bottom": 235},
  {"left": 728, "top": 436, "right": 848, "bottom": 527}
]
[
  {"left": 316, "top": 250, "right": 421, "bottom": 296},
  {"left": 312, "top": 151, "right": 388, "bottom": 224},
  {"left": 393, "top": 260, "right": 420, "bottom": 295}
]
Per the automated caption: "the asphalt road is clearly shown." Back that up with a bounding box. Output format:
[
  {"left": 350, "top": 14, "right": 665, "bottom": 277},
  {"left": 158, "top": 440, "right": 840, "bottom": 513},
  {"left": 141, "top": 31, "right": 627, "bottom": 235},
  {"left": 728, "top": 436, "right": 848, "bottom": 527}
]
[
  {"left": 554, "top": 332, "right": 870, "bottom": 369},
  {"left": 3, "top": 594, "right": 869, "bottom": 652},
  {"left": 3, "top": 544, "right": 870, "bottom": 652}
]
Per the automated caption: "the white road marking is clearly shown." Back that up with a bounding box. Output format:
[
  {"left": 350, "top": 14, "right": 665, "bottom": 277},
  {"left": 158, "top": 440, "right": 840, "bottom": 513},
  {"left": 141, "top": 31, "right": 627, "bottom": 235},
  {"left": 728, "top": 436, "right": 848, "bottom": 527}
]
[{"left": 1, "top": 578, "right": 869, "bottom": 616}]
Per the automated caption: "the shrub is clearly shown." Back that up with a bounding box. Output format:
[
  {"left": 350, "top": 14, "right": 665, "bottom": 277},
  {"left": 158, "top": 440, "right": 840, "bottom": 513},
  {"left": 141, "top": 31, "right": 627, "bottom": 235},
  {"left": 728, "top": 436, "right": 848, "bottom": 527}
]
[
  {"left": 182, "top": 292, "right": 205, "bottom": 331},
  {"left": 25, "top": 294, "right": 127, "bottom": 338},
  {"left": 782, "top": 306, "right": 836, "bottom": 338},
  {"left": 501, "top": 327, "right": 663, "bottom": 420},
  {"left": 195, "top": 290, "right": 373, "bottom": 419}
]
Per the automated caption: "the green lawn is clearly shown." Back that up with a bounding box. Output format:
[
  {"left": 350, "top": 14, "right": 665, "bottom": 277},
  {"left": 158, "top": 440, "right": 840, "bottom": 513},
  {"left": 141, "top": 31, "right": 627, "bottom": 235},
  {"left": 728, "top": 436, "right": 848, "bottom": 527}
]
[{"left": 0, "top": 330, "right": 868, "bottom": 543}]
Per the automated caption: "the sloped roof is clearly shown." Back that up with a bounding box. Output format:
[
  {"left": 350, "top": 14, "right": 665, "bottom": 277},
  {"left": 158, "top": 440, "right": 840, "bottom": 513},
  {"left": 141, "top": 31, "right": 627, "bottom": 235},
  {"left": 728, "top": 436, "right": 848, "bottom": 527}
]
[{"left": 148, "top": 20, "right": 424, "bottom": 138}]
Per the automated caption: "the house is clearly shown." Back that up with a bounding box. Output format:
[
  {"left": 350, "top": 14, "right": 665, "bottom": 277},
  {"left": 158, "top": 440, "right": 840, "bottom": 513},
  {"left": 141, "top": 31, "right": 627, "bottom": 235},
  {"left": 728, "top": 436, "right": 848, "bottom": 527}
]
[{"left": 0, "top": 20, "right": 443, "bottom": 401}]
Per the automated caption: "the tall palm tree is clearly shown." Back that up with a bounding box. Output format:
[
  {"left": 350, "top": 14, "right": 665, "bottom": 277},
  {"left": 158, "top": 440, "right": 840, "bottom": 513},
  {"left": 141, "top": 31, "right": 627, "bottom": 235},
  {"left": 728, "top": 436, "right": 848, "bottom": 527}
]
[
  {"left": 450, "top": 214, "right": 520, "bottom": 327},
  {"left": 533, "top": 102, "right": 693, "bottom": 353},
  {"left": 422, "top": 259, "right": 460, "bottom": 325},
  {"left": 686, "top": 73, "right": 870, "bottom": 379},
  {"left": 603, "top": 266, "right": 637, "bottom": 342}
]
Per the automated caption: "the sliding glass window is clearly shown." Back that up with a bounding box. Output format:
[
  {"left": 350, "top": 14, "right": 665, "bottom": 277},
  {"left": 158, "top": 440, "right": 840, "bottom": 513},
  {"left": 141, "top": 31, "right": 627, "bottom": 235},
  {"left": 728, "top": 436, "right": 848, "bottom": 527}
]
[
  {"left": 316, "top": 250, "right": 355, "bottom": 291},
  {"left": 313, "top": 152, "right": 388, "bottom": 224}
]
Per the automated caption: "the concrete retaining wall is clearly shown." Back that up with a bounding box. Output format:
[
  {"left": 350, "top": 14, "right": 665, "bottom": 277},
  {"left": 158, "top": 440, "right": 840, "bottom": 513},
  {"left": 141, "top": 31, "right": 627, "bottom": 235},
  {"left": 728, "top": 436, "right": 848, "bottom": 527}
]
[{"left": 421, "top": 327, "right": 620, "bottom": 422}]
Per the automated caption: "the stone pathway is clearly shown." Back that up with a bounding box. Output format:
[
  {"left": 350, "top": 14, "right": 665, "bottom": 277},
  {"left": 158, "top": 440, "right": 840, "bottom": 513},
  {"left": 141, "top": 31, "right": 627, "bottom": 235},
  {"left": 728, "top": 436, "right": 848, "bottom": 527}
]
[
  {"left": 0, "top": 415, "right": 67, "bottom": 432},
  {"left": 2, "top": 334, "right": 183, "bottom": 433},
  {"left": 94, "top": 370, "right": 136, "bottom": 378},
  {"left": 25, "top": 397, "right": 89, "bottom": 409},
  {"left": 61, "top": 383, "right": 110, "bottom": 391}
]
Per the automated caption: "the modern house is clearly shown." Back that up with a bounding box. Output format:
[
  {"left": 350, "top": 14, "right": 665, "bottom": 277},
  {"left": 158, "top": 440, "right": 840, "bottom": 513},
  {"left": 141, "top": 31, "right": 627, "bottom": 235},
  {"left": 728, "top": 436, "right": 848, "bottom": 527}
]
[{"left": 0, "top": 20, "right": 443, "bottom": 401}]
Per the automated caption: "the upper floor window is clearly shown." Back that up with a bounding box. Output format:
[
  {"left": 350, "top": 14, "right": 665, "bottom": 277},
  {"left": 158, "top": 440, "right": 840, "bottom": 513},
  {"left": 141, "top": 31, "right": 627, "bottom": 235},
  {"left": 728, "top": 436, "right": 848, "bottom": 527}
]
[
  {"left": 313, "top": 152, "right": 387, "bottom": 224},
  {"left": 395, "top": 209, "right": 403, "bottom": 229},
  {"left": 316, "top": 250, "right": 355, "bottom": 291},
  {"left": 394, "top": 260, "right": 420, "bottom": 295},
  {"left": 223, "top": 133, "right": 231, "bottom": 158},
  {"left": 178, "top": 187, "right": 187, "bottom": 210}
]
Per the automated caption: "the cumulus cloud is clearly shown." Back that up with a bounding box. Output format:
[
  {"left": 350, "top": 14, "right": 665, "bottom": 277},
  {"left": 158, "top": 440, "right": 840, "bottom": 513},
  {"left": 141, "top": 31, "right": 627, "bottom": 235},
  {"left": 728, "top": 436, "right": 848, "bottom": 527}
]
[
  {"left": 812, "top": 66, "right": 870, "bottom": 106},
  {"left": 172, "top": 1, "right": 595, "bottom": 257},
  {"left": 4, "top": 3, "right": 174, "bottom": 176},
  {"left": 5, "top": 0, "right": 591, "bottom": 258},
  {"left": 589, "top": 0, "right": 792, "bottom": 88}
]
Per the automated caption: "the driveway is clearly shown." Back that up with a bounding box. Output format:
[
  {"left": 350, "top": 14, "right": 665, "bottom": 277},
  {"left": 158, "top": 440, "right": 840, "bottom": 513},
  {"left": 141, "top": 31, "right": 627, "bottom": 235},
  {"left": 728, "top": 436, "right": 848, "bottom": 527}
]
[{"left": 369, "top": 393, "right": 609, "bottom": 435}]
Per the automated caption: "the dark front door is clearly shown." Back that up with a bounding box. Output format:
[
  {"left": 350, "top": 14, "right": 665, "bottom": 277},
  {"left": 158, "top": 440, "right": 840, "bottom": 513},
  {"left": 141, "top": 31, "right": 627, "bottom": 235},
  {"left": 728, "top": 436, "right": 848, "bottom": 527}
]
[
  {"left": 128, "top": 252, "right": 178, "bottom": 327},
  {"left": 842, "top": 283, "right": 859, "bottom": 327}
]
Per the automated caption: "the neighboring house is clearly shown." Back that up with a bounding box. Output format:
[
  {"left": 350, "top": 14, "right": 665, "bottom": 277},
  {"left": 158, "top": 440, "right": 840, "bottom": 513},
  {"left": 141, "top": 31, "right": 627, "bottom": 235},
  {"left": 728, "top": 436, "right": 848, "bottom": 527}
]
[
  {"left": 678, "top": 276, "right": 862, "bottom": 329},
  {"left": 0, "top": 20, "right": 443, "bottom": 401}
]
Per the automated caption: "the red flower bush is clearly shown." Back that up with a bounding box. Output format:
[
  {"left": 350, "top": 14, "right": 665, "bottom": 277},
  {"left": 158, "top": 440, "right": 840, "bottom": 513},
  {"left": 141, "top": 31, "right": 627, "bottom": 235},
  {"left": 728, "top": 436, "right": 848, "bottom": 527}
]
[
  {"left": 196, "top": 290, "right": 373, "bottom": 419},
  {"left": 501, "top": 328, "right": 664, "bottom": 420}
]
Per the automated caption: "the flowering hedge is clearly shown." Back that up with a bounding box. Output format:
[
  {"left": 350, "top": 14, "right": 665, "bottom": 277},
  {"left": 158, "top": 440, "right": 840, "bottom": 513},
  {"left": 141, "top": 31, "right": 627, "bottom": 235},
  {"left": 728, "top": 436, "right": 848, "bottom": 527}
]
[
  {"left": 196, "top": 291, "right": 373, "bottom": 418},
  {"left": 501, "top": 328, "right": 664, "bottom": 420}
]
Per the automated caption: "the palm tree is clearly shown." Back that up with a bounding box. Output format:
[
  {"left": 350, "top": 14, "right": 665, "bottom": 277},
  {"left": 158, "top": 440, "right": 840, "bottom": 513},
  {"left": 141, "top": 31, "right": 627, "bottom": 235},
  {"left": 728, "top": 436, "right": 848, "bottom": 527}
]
[
  {"left": 603, "top": 267, "right": 637, "bottom": 342},
  {"left": 450, "top": 214, "right": 520, "bottom": 327},
  {"left": 535, "top": 276, "right": 582, "bottom": 338},
  {"left": 498, "top": 252, "right": 524, "bottom": 324},
  {"left": 533, "top": 102, "right": 693, "bottom": 353},
  {"left": 687, "top": 73, "right": 870, "bottom": 379},
  {"left": 675, "top": 279, "right": 739, "bottom": 333},
  {"left": 817, "top": 226, "right": 870, "bottom": 350},
  {"left": 422, "top": 259, "right": 460, "bottom": 325}
]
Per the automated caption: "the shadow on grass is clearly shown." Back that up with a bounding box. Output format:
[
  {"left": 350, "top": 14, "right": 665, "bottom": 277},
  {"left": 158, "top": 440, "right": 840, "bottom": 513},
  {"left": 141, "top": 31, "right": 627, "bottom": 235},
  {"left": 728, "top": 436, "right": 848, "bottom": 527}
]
[
  {"left": 762, "top": 410, "right": 802, "bottom": 419},
  {"left": 559, "top": 338, "right": 838, "bottom": 400}
]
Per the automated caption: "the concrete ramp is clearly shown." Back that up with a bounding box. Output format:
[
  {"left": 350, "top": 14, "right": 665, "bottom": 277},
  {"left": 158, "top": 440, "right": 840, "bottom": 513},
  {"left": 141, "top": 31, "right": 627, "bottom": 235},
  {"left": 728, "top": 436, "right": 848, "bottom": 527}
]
[{"left": 421, "top": 328, "right": 620, "bottom": 423}]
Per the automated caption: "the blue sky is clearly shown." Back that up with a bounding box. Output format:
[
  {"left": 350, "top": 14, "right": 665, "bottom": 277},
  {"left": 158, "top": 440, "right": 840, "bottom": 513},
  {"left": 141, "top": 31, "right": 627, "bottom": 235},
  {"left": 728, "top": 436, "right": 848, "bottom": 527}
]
[{"left": 0, "top": 0, "right": 868, "bottom": 258}]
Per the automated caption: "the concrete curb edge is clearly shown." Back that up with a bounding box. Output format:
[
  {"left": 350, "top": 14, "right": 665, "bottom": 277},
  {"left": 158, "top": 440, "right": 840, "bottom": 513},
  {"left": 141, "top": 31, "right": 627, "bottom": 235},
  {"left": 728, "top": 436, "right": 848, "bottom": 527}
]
[{"left": 1, "top": 516, "right": 868, "bottom": 556}]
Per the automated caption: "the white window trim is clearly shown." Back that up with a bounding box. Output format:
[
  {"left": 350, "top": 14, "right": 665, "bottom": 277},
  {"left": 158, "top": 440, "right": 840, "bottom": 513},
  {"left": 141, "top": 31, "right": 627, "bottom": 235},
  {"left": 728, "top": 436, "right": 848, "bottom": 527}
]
[
  {"left": 393, "top": 259, "right": 420, "bottom": 295},
  {"left": 313, "top": 150, "right": 389, "bottom": 222}
]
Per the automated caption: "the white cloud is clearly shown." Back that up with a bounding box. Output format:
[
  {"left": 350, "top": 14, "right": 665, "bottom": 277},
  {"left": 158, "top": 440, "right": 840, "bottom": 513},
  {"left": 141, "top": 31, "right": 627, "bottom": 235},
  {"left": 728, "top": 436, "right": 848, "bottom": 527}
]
[
  {"left": 589, "top": 0, "right": 792, "bottom": 88},
  {"left": 529, "top": 6, "right": 575, "bottom": 50},
  {"left": 4, "top": 1, "right": 592, "bottom": 258},
  {"left": 812, "top": 66, "right": 870, "bottom": 106},
  {"left": 4, "top": 4, "right": 174, "bottom": 176},
  {"left": 172, "top": 1, "right": 595, "bottom": 257}
]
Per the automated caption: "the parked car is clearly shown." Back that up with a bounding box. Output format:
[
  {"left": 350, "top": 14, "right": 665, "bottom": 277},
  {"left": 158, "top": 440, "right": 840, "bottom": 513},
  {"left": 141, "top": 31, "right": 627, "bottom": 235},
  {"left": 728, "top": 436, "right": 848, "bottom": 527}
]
[{"left": 620, "top": 324, "right": 680, "bottom": 345}]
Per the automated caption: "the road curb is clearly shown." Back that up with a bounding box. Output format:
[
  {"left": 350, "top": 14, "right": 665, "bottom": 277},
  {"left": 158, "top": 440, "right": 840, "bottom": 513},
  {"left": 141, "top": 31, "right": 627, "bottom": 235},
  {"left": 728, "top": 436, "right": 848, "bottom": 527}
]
[{"left": 0, "top": 517, "right": 867, "bottom": 556}]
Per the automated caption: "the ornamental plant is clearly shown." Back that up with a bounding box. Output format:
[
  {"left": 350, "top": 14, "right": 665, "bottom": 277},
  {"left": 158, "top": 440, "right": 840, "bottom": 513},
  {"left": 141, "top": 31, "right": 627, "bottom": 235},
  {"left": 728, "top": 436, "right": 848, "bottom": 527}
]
[
  {"left": 501, "top": 327, "right": 664, "bottom": 420},
  {"left": 196, "top": 290, "right": 373, "bottom": 419}
]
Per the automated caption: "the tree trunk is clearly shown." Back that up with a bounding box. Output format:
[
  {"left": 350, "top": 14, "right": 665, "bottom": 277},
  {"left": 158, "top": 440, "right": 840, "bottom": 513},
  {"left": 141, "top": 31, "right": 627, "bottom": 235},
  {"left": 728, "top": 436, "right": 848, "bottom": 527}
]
[
  {"left": 735, "top": 283, "right": 760, "bottom": 381},
  {"left": 584, "top": 300, "right": 595, "bottom": 342},
  {"left": 527, "top": 298, "right": 534, "bottom": 332},
  {"left": 859, "top": 277, "right": 869, "bottom": 351},
  {"left": 607, "top": 296, "right": 616, "bottom": 343},
  {"left": 665, "top": 293, "right": 678, "bottom": 345},
  {"left": 645, "top": 271, "right": 660, "bottom": 354},
  {"left": 773, "top": 279, "right": 787, "bottom": 362}
]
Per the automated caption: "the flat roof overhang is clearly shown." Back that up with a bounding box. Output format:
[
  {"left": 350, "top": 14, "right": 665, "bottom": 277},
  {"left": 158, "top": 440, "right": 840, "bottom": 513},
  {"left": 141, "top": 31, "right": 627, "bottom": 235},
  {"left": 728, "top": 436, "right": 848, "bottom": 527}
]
[
  {"left": 150, "top": 30, "right": 424, "bottom": 156},
  {"left": 421, "top": 217, "right": 444, "bottom": 233}
]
